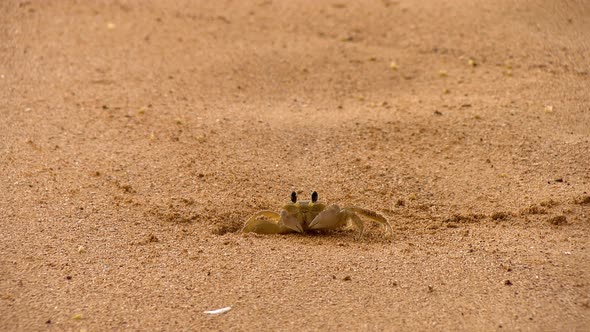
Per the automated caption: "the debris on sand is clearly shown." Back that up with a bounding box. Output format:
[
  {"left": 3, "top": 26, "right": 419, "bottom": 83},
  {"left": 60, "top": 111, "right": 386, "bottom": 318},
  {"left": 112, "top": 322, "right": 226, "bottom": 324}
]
[
  {"left": 547, "top": 215, "right": 567, "bottom": 226},
  {"left": 491, "top": 211, "right": 511, "bottom": 221},
  {"left": 521, "top": 205, "right": 547, "bottom": 215},
  {"left": 574, "top": 195, "right": 590, "bottom": 205},
  {"left": 540, "top": 199, "right": 559, "bottom": 207},
  {"left": 443, "top": 213, "right": 485, "bottom": 224},
  {"left": 204, "top": 307, "right": 232, "bottom": 315}
]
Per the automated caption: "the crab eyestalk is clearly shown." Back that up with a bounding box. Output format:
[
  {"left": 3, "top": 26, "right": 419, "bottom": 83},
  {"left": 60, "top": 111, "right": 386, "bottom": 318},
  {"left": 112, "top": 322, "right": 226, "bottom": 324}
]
[
  {"left": 291, "top": 191, "right": 297, "bottom": 203},
  {"left": 311, "top": 191, "right": 318, "bottom": 203}
]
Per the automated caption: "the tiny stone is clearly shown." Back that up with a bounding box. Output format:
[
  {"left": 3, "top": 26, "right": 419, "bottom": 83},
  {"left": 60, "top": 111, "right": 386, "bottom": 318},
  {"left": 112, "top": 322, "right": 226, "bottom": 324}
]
[
  {"left": 575, "top": 195, "right": 590, "bottom": 204},
  {"left": 547, "top": 215, "right": 567, "bottom": 225}
]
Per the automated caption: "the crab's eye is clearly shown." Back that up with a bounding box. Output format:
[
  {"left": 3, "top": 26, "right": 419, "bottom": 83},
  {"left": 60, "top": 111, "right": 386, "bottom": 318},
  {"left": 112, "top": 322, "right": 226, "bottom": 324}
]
[
  {"left": 311, "top": 191, "right": 318, "bottom": 203},
  {"left": 291, "top": 191, "right": 297, "bottom": 203}
]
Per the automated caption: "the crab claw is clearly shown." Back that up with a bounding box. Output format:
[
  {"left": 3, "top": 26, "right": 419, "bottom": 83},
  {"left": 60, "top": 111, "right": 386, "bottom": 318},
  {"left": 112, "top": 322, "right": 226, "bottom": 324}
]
[
  {"left": 280, "top": 211, "right": 305, "bottom": 233},
  {"left": 308, "top": 205, "right": 342, "bottom": 230}
]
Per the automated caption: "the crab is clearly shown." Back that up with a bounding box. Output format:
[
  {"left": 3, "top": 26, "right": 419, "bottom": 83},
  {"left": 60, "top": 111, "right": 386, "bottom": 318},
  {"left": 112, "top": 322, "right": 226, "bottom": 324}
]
[{"left": 242, "top": 191, "right": 392, "bottom": 239}]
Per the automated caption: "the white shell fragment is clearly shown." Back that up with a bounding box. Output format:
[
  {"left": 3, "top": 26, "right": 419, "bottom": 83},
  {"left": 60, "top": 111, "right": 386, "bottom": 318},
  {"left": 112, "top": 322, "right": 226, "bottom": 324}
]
[{"left": 204, "top": 307, "right": 232, "bottom": 315}]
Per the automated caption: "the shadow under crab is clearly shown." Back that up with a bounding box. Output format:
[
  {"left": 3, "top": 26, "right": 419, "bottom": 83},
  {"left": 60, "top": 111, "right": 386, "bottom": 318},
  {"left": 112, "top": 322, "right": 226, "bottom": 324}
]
[{"left": 242, "top": 191, "right": 392, "bottom": 239}]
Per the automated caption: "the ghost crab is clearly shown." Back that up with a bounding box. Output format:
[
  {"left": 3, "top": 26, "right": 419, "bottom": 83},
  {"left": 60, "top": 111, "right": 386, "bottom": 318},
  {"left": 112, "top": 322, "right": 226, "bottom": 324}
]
[{"left": 242, "top": 191, "right": 392, "bottom": 239}]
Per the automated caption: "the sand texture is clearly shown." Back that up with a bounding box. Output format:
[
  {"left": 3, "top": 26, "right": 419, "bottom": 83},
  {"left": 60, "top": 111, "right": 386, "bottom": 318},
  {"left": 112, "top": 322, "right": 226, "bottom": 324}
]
[{"left": 1, "top": 0, "right": 589, "bottom": 330}]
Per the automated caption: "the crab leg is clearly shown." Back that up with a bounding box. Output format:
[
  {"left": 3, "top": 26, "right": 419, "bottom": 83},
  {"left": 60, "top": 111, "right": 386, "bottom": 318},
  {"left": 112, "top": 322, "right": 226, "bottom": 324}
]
[
  {"left": 347, "top": 212, "right": 366, "bottom": 240},
  {"left": 346, "top": 207, "right": 392, "bottom": 236},
  {"left": 309, "top": 206, "right": 392, "bottom": 239},
  {"left": 242, "top": 211, "right": 295, "bottom": 234}
]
